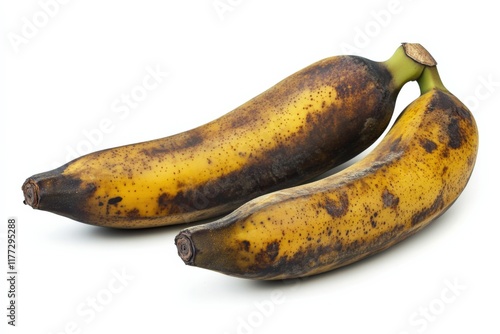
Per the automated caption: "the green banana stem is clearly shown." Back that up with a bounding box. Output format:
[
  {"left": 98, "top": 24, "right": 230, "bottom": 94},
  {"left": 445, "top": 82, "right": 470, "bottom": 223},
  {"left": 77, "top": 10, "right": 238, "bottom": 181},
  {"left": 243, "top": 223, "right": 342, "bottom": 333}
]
[
  {"left": 383, "top": 43, "right": 436, "bottom": 90},
  {"left": 417, "top": 65, "right": 449, "bottom": 95}
]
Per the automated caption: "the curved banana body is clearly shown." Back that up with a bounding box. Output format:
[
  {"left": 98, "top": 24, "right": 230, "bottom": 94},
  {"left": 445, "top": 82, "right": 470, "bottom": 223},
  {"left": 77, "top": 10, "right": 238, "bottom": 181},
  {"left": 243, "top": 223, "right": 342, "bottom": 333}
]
[
  {"left": 22, "top": 44, "right": 429, "bottom": 228},
  {"left": 175, "top": 66, "right": 479, "bottom": 280}
]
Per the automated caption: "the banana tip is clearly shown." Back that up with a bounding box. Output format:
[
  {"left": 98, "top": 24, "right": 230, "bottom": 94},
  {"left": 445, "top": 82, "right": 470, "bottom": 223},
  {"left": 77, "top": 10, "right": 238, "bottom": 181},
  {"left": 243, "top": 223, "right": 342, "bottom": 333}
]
[
  {"left": 175, "top": 232, "right": 195, "bottom": 265},
  {"left": 22, "top": 179, "right": 40, "bottom": 208}
]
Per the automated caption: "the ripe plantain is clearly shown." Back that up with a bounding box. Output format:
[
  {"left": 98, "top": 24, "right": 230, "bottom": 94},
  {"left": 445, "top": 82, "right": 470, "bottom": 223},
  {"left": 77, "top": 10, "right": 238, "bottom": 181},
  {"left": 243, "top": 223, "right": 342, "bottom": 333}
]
[
  {"left": 22, "top": 44, "right": 432, "bottom": 228},
  {"left": 175, "top": 65, "right": 479, "bottom": 280}
]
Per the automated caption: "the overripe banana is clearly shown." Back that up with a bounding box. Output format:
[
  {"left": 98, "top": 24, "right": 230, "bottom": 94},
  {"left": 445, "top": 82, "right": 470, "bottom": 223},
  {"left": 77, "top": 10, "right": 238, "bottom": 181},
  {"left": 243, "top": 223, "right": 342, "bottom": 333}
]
[
  {"left": 22, "top": 44, "right": 432, "bottom": 228},
  {"left": 175, "top": 65, "right": 479, "bottom": 280}
]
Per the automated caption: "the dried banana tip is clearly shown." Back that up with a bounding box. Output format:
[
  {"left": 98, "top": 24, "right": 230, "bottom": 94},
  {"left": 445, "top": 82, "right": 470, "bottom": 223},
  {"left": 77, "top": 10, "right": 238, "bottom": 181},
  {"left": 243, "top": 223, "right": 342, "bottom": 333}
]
[
  {"left": 175, "top": 232, "right": 195, "bottom": 265},
  {"left": 22, "top": 179, "right": 40, "bottom": 208}
]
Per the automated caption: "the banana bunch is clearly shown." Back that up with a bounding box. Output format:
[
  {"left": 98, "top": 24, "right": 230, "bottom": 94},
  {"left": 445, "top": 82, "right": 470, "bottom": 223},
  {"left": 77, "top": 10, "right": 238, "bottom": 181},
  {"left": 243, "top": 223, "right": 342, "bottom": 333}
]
[
  {"left": 174, "top": 63, "right": 479, "bottom": 280},
  {"left": 22, "top": 44, "right": 430, "bottom": 228},
  {"left": 22, "top": 42, "right": 478, "bottom": 280}
]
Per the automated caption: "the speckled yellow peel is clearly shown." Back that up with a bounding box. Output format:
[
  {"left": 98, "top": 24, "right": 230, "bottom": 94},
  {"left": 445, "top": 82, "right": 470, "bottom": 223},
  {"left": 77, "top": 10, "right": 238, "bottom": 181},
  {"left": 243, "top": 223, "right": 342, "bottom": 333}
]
[
  {"left": 22, "top": 44, "right": 428, "bottom": 228},
  {"left": 175, "top": 65, "right": 479, "bottom": 280}
]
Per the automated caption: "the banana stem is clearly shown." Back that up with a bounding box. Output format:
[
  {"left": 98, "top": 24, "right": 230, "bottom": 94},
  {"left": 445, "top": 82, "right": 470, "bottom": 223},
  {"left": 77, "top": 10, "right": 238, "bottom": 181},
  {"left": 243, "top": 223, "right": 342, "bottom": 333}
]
[
  {"left": 417, "top": 65, "right": 448, "bottom": 95},
  {"left": 383, "top": 43, "right": 436, "bottom": 90}
]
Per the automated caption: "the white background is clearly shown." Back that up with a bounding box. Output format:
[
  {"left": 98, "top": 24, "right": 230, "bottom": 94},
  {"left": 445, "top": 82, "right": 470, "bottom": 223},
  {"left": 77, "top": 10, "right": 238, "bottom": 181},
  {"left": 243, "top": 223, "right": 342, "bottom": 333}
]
[{"left": 1, "top": 1, "right": 499, "bottom": 333}]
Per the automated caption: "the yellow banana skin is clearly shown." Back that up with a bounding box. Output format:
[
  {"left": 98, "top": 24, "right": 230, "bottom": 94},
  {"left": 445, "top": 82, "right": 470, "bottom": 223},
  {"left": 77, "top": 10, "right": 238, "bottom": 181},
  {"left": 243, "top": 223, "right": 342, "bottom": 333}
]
[
  {"left": 175, "top": 66, "right": 479, "bottom": 280},
  {"left": 22, "top": 44, "right": 428, "bottom": 228}
]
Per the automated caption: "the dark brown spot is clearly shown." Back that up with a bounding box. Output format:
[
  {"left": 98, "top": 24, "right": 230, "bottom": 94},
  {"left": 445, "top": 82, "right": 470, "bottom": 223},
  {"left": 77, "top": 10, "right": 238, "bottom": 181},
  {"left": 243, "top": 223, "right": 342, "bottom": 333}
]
[
  {"left": 266, "top": 242, "right": 280, "bottom": 261},
  {"left": 333, "top": 240, "right": 343, "bottom": 251},
  {"left": 441, "top": 147, "right": 450, "bottom": 158},
  {"left": 156, "top": 191, "right": 188, "bottom": 215},
  {"left": 382, "top": 189, "right": 399, "bottom": 209},
  {"left": 324, "top": 192, "right": 349, "bottom": 218},
  {"left": 255, "top": 241, "right": 280, "bottom": 264},
  {"left": 447, "top": 118, "right": 463, "bottom": 149},
  {"left": 335, "top": 80, "right": 354, "bottom": 100},
  {"left": 158, "top": 193, "right": 171, "bottom": 208},
  {"left": 240, "top": 240, "right": 251, "bottom": 252},
  {"left": 431, "top": 90, "right": 472, "bottom": 121},
  {"left": 127, "top": 208, "right": 140, "bottom": 218},
  {"left": 107, "top": 196, "right": 122, "bottom": 205},
  {"left": 183, "top": 133, "right": 204, "bottom": 148},
  {"left": 305, "top": 113, "right": 314, "bottom": 124},
  {"left": 428, "top": 90, "right": 474, "bottom": 151},
  {"left": 421, "top": 138, "right": 437, "bottom": 153},
  {"left": 411, "top": 193, "right": 444, "bottom": 226}
]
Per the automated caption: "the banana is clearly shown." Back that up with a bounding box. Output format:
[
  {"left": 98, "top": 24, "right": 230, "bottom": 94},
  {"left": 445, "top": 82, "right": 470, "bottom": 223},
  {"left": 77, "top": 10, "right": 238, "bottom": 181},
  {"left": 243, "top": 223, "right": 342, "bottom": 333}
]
[
  {"left": 175, "top": 65, "right": 479, "bottom": 280},
  {"left": 22, "top": 44, "right": 432, "bottom": 228}
]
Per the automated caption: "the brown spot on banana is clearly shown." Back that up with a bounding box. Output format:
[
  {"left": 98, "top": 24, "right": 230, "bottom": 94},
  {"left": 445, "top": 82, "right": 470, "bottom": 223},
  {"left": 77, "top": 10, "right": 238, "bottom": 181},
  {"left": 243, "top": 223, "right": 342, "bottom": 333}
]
[
  {"left": 382, "top": 189, "right": 399, "bottom": 209},
  {"left": 107, "top": 197, "right": 122, "bottom": 205},
  {"left": 22, "top": 44, "right": 431, "bottom": 228},
  {"left": 175, "top": 66, "right": 479, "bottom": 280},
  {"left": 447, "top": 118, "right": 464, "bottom": 149},
  {"left": 255, "top": 241, "right": 280, "bottom": 264},
  {"left": 240, "top": 240, "right": 251, "bottom": 252},
  {"left": 411, "top": 192, "right": 445, "bottom": 227},
  {"left": 421, "top": 138, "right": 438, "bottom": 153},
  {"left": 126, "top": 208, "right": 141, "bottom": 218},
  {"left": 323, "top": 192, "right": 349, "bottom": 218}
]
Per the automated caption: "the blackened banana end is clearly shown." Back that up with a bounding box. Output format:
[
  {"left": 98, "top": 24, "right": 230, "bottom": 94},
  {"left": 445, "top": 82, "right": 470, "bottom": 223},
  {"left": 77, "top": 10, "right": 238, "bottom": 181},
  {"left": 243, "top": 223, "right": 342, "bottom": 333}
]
[
  {"left": 22, "top": 179, "right": 40, "bottom": 208},
  {"left": 175, "top": 232, "right": 195, "bottom": 265}
]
